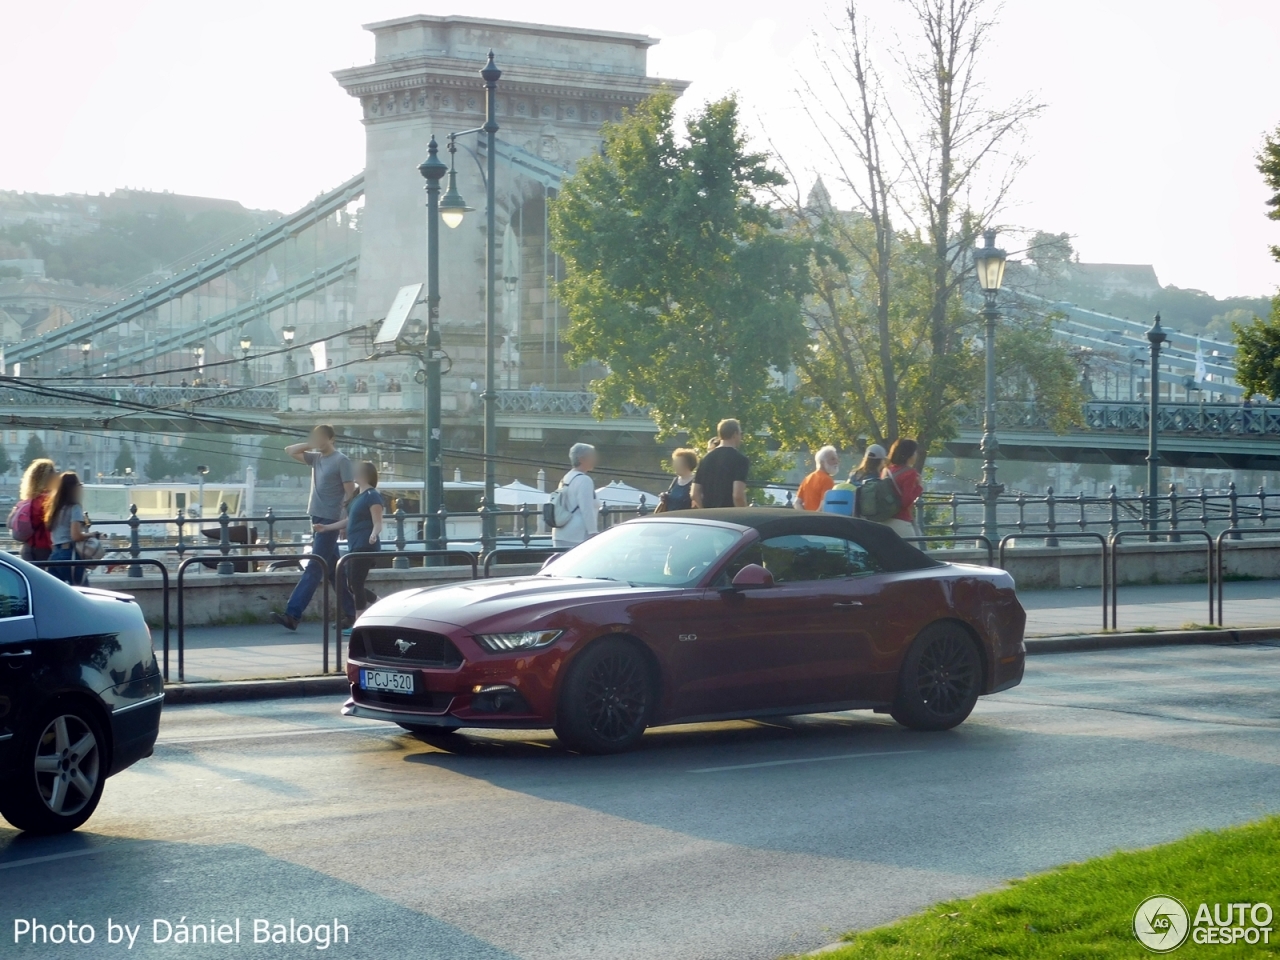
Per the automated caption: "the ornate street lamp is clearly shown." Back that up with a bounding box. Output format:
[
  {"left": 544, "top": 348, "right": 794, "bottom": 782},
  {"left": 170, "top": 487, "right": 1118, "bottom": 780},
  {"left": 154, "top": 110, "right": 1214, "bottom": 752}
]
[
  {"left": 414, "top": 51, "right": 501, "bottom": 550},
  {"left": 418, "top": 136, "right": 448, "bottom": 553},
  {"left": 239, "top": 333, "right": 253, "bottom": 385},
  {"left": 80, "top": 339, "right": 92, "bottom": 377},
  {"left": 973, "top": 229, "right": 1007, "bottom": 542},
  {"left": 193, "top": 344, "right": 205, "bottom": 373},
  {"left": 1146, "top": 313, "right": 1167, "bottom": 537}
]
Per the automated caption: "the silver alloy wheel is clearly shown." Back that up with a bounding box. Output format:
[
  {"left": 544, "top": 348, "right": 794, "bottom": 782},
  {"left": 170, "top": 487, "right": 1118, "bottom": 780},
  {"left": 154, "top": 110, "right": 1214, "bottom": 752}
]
[{"left": 33, "top": 714, "right": 100, "bottom": 818}]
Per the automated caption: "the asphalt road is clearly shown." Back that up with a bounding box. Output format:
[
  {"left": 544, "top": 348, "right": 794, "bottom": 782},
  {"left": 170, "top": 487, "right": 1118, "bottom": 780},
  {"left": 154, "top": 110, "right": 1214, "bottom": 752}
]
[{"left": 2, "top": 643, "right": 1279, "bottom": 960}]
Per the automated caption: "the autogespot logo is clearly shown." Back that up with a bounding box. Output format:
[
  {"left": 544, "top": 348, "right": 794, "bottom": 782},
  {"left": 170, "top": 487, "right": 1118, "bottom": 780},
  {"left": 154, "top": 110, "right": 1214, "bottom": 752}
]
[{"left": 1134, "top": 895, "right": 1191, "bottom": 953}]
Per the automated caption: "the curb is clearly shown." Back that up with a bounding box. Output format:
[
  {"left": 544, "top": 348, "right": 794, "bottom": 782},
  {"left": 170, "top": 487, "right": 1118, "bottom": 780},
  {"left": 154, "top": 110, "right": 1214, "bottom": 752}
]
[
  {"left": 1025, "top": 626, "right": 1280, "bottom": 654},
  {"left": 160, "top": 628, "right": 1280, "bottom": 705},
  {"left": 164, "top": 675, "right": 349, "bottom": 705}
]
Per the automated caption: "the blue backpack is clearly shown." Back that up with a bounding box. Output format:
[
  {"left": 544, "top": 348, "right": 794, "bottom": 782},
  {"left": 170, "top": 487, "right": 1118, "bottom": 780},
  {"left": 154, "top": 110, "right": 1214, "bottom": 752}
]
[{"left": 821, "top": 487, "right": 855, "bottom": 516}]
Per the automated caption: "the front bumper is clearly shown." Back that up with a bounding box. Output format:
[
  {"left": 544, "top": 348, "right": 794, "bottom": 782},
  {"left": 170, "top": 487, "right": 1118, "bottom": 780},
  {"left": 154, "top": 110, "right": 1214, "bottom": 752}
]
[{"left": 343, "top": 616, "right": 567, "bottom": 729}]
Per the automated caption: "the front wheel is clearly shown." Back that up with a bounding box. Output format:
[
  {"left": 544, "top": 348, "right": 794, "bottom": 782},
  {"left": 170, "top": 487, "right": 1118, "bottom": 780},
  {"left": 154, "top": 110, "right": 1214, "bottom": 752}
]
[
  {"left": 554, "top": 638, "right": 654, "bottom": 754},
  {"left": 889, "top": 623, "right": 982, "bottom": 731},
  {"left": 0, "top": 702, "right": 107, "bottom": 834}
]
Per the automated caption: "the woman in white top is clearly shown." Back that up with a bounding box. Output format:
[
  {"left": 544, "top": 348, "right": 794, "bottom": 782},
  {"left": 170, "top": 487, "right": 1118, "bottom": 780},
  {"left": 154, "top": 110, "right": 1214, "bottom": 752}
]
[{"left": 551, "top": 443, "right": 599, "bottom": 549}]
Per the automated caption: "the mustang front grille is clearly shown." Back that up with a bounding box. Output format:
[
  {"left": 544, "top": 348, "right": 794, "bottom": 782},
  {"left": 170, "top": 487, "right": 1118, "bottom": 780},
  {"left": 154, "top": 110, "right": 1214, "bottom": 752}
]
[{"left": 350, "top": 627, "right": 464, "bottom": 667}]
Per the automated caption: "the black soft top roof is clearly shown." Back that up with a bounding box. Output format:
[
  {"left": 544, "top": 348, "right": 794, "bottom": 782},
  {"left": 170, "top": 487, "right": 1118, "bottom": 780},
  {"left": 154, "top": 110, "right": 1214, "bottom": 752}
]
[{"left": 652, "top": 507, "right": 942, "bottom": 572}]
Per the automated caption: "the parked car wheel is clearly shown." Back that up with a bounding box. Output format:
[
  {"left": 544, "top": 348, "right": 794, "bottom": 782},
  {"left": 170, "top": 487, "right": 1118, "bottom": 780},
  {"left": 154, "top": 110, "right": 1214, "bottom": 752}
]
[
  {"left": 890, "top": 623, "right": 982, "bottom": 731},
  {"left": 554, "top": 638, "right": 654, "bottom": 754},
  {"left": 0, "top": 702, "right": 107, "bottom": 834}
]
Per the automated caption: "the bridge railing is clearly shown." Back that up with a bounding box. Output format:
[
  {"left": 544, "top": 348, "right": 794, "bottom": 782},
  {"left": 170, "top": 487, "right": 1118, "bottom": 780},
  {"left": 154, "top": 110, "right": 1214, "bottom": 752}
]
[
  {"left": 917, "top": 482, "right": 1276, "bottom": 541},
  {"left": 0, "top": 383, "right": 280, "bottom": 410},
  {"left": 955, "top": 399, "right": 1280, "bottom": 437}
]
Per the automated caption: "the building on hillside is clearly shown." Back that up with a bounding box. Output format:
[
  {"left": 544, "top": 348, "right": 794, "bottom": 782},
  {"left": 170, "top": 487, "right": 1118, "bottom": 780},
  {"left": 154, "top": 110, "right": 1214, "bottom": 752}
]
[{"left": 1064, "top": 262, "right": 1162, "bottom": 299}]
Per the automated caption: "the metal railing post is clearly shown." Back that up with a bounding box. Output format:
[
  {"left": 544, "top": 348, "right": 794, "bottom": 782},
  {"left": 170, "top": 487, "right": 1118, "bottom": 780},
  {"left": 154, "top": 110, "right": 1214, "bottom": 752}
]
[
  {"left": 175, "top": 509, "right": 187, "bottom": 558},
  {"left": 216, "top": 502, "right": 233, "bottom": 575},
  {"left": 1228, "top": 481, "right": 1240, "bottom": 541},
  {"left": 1108, "top": 485, "right": 1119, "bottom": 539},
  {"left": 1167, "top": 484, "right": 1180, "bottom": 543},
  {"left": 393, "top": 505, "right": 408, "bottom": 569},
  {"left": 127, "top": 503, "right": 143, "bottom": 578},
  {"left": 265, "top": 507, "right": 276, "bottom": 553},
  {"left": 1045, "top": 487, "right": 1058, "bottom": 547}
]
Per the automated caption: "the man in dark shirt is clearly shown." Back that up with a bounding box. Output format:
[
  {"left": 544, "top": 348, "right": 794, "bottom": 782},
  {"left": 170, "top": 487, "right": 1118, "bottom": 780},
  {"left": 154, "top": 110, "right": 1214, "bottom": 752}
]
[{"left": 692, "top": 419, "right": 750, "bottom": 508}]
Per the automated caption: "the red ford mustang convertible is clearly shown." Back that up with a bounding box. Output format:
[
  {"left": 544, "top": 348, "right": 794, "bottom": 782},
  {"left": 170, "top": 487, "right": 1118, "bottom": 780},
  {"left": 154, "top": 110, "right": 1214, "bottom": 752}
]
[{"left": 342, "top": 509, "right": 1026, "bottom": 753}]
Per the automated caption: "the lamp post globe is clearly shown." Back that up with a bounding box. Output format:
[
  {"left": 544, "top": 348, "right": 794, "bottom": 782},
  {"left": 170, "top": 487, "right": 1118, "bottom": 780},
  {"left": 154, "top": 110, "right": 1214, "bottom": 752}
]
[{"left": 974, "top": 229, "right": 1007, "bottom": 542}]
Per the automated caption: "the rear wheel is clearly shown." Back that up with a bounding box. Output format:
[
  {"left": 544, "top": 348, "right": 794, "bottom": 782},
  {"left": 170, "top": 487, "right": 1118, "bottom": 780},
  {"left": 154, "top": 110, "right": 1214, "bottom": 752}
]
[
  {"left": 554, "top": 638, "right": 654, "bottom": 754},
  {"left": 889, "top": 623, "right": 982, "bottom": 731},
  {"left": 0, "top": 702, "right": 107, "bottom": 834}
]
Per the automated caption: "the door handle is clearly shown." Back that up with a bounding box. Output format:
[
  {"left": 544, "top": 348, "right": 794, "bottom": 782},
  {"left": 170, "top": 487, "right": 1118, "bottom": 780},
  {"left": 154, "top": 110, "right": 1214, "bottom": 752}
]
[
  {"left": 833, "top": 601, "right": 863, "bottom": 608},
  {"left": 0, "top": 649, "right": 32, "bottom": 658}
]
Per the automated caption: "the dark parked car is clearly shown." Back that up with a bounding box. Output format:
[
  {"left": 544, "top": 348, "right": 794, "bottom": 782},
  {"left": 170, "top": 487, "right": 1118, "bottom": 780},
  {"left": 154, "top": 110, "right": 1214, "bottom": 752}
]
[
  {"left": 343, "top": 509, "right": 1026, "bottom": 753},
  {"left": 0, "top": 553, "right": 163, "bottom": 833}
]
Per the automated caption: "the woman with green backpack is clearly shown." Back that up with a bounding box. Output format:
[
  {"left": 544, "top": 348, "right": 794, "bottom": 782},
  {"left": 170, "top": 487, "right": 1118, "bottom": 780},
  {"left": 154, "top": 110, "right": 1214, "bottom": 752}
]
[{"left": 854, "top": 439, "right": 922, "bottom": 538}]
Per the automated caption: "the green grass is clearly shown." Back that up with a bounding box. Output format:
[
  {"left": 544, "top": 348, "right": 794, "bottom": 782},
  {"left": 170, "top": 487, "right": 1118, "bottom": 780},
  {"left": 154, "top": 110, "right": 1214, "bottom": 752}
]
[{"left": 793, "top": 816, "right": 1280, "bottom": 960}]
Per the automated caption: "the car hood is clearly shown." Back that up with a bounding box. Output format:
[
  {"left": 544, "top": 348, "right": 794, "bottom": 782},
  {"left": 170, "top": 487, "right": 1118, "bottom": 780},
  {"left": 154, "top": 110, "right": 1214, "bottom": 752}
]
[{"left": 361, "top": 576, "right": 660, "bottom": 629}]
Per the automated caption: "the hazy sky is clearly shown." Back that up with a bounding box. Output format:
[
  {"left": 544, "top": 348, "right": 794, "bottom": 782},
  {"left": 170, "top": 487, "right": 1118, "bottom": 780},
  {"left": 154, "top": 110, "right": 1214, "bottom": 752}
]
[{"left": 3, "top": 0, "right": 1278, "bottom": 299}]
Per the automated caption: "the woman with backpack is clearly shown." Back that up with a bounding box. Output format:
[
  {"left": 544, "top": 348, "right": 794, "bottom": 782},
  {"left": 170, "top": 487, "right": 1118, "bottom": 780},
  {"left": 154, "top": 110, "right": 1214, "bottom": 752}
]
[
  {"left": 46, "top": 472, "right": 93, "bottom": 585},
  {"left": 880, "top": 439, "right": 923, "bottom": 538},
  {"left": 12, "top": 458, "right": 57, "bottom": 562}
]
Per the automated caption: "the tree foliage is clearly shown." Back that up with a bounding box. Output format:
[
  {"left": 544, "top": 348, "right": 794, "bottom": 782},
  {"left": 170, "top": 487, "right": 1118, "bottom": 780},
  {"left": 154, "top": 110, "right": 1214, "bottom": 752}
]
[
  {"left": 113, "top": 442, "right": 136, "bottom": 476},
  {"left": 0, "top": 442, "right": 11, "bottom": 477},
  {"left": 550, "top": 93, "right": 814, "bottom": 449},
  {"left": 1259, "top": 124, "right": 1280, "bottom": 264},
  {"left": 21, "top": 433, "right": 46, "bottom": 469},
  {"left": 1233, "top": 298, "right": 1280, "bottom": 400},
  {"left": 780, "top": 0, "right": 1074, "bottom": 462}
]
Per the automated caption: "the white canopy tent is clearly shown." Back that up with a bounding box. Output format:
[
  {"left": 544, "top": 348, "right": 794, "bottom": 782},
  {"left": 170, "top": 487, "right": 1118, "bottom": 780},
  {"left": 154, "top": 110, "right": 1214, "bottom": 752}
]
[{"left": 594, "top": 480, "right": 661, "bottom": 509}]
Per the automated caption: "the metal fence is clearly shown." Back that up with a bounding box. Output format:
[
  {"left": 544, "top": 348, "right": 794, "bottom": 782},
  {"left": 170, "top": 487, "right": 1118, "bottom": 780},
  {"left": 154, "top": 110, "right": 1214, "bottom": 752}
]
[{"left": 915, "top": 483, "right": 1276, "bottom": 542}]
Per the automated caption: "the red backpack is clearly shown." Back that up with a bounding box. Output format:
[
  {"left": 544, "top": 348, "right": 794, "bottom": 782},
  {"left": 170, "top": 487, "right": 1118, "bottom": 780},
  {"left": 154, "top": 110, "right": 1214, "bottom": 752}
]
[{"left": 6, "top": 499, "right": 34, "bottom": 543}]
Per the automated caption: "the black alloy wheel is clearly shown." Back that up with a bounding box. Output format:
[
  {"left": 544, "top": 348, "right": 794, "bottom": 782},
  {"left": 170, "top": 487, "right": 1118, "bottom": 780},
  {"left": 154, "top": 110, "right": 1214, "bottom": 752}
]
[
  {"left": 555, "top": 638, "right": 654, "bottom": 754},
  {"left": 889, "top": 623, "right": 982, "bottom": 731}
]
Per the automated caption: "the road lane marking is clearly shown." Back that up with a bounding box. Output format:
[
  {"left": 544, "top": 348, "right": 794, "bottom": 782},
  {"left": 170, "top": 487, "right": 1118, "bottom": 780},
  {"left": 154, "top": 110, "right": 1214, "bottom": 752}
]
[
  {"left": 689, "top": 749, "right": 924, "bottom": 773},
  {"left": 159, "top": 725, "right": 388, "bottom": 746},
  {"left": 0, "top": 847, "right": 123, "bottom": 871}
]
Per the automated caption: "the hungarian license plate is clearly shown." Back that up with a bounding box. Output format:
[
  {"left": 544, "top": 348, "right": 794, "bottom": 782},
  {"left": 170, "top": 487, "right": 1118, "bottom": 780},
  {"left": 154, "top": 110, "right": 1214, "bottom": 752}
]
[{"left": 359, "top": 668, "right": 415, "bottom": 694}]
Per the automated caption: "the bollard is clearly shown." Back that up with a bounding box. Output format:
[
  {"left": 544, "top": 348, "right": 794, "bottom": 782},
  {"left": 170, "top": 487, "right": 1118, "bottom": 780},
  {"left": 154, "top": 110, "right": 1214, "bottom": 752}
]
[
  {"left": 127, "top": 503, "right": 143, "bottom": 578},
  {"left": 392, "top": 505, "right": 408, "bottom": 568},
  {"left": 217, "top": 502, "right": 233, "bottom": 575}
]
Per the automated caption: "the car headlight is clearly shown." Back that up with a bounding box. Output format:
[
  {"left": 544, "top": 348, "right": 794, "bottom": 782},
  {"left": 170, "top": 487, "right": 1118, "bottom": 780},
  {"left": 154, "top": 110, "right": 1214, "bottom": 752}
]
[{"left": 474, "top": 629, "right": 563, "bottom": 652}]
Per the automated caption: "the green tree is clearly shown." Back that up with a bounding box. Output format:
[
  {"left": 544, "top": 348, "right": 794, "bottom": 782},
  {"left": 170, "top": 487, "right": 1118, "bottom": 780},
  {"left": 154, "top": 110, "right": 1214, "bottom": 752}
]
[
  {"left": 252, "top": 436, "right": 308, "bottom": 482},
  {"left": 0, "top": 442, "right": 11, "bottom": 477},
  {"left": 1233, "top": 298, "right": 1280, "bottom": 400},
  {"left": 1259, "top": 123, "right": 1280, "bottom": 263},
  {"left": 21, "top": 433, "right": 46, "bottom": 468},
  {"left": 550, "top": 93, "right": 814, "bottom": 452},
  {"left": 113, "top": 442, "right": 136, "bottom": 475},
  {"left": 167, "top": 437, "right": 241, "bottom": 481},
  {"left": 145, "top": 445, "right": 174, "bottom": 481},
  {"left": 784, "top": 0, "right": 1052, "bottom": 465}
]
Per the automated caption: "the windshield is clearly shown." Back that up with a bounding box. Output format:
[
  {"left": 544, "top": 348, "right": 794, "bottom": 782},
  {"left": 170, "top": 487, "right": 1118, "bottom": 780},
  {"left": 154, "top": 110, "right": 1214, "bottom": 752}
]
[{"left": 541, "top": 521, "right": 744, "bottom": 587}]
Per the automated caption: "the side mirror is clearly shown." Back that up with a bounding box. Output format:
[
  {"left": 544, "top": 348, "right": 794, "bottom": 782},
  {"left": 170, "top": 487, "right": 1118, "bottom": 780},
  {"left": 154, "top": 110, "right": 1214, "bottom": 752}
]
[{"left": 730, "top": 563, "right": 774, "bottom": 590}]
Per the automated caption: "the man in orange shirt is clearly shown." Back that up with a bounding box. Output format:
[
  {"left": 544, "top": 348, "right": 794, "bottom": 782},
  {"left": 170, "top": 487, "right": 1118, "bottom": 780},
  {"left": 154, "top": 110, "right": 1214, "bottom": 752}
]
[{"left": 795, "top": 445, "right": 840, "bottom": 510}]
